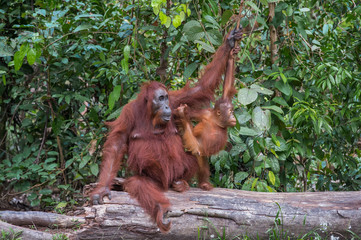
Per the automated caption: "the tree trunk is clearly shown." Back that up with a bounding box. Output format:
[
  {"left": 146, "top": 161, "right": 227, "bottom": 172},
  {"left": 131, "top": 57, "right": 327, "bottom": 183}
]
[
  {"left": 0, "top": 210, "right": 85, "bottom": 228},
  {"left": 1, "top": 183, "right": 361, "bottom": 239},
  {"left": 76, "top": 185, "right": 361, "bottom": 240},
  {"left": 0, "top": 221, "right": 53, "bottom": 240},
  {"left": 269, "top": 2, "right": 278, "bottom": 64}
]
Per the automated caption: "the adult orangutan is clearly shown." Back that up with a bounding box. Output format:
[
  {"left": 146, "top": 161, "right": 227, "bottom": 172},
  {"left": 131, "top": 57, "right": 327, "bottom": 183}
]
[
  {"left": 90, "top": 28, "right": 242, "bottom": 232},
  {"left": 176, "top": 45, "right": 240, "bottom": 191}
]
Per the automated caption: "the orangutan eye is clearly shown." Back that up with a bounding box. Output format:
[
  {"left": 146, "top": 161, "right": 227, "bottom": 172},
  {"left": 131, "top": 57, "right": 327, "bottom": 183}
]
[{"left": 159, "top": 95, "right": 165, "bottom": 101}]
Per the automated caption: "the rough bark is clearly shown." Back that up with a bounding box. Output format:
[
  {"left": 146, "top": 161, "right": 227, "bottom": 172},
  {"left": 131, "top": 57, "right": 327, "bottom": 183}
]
[
  {"left": 1, "top": 184, "right": 360, "bottom": 239},
  {"left": 75, "top": 186, "right": 361, "bottom": 240},
  {"left": 0, "top": 221, "right": 53, "bottom": 240},
  {"left": 269, "top": 2, "right": 278, "bottom": 64},
  {"left": 0, "top": 211, "right": 85, "bottom": 228}
]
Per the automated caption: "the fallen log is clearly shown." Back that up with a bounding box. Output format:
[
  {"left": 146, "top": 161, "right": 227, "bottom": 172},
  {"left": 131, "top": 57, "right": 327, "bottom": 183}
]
[
  {"left": 0, "top": 210, "right": 85, "bottom": 228},
  {"left": 0, "top": 220, "right": 53, "bottom": 240},
  {"left": 1, "top": 182, "right": 360, "bottom": 239},
  {"left": 75, "top": 186, "right": 361, "bottom": 240}
]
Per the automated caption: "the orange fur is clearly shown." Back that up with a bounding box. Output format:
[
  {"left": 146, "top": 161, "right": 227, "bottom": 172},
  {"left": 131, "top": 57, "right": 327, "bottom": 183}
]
[
  {"left": 90, "top": 34, "right": 238, "bottom": 232},
  {"left": 177, "top": 47, "right": 239, "bottom": 190}
]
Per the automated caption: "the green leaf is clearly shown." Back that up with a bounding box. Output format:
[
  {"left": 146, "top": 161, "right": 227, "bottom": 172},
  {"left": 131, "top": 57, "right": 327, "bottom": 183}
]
[
  {"left": 152, "top": 5, "right": 160, "bottom": 15},
  {"left": 239, "top": 127, "right": 260, "bottom": 136},
  {"left": 250, "top": 84, "right": 274, "bottom": 95},
  {"left": 27, "top": 48, "right": 36, "bottom": 65},
  {"left": 107, "top": 107, "right": 123, "bottom": 120},
  {"left": 207, "top": 0, "right": 218, "bottom": 15},
  {"left": 183, "top": 20, "right": 204, "bottom": 41},
  {"left": 108, "top": 85, "right": 122, "bottom": 110},
  {"left": 275, "top": 81, "right": 292, "bottom": 96},
  {"left": 221, "top": 10, "right": 232, "bottom": 26},
  {"left": 237, "top": 88, "right": 258, "bottom": 105},
  {"left": 300, "top": 8, "right": 310, "bottom": 12},
  {"left": 194, "top": 40, "right": 215, "bottom": 53},
  {"left": 286, "top": 5, "right": 293, "bottom": 16},
  {"left": 173, "top": 14, "right": 182, "bottom": 28},
  {"left": 268, "top": 171, "right": 276, "bottom": 185},
  {"left": 243, "top": 150, "right": 251, "bottom": 163},
  {"left": 236, "top": 110, "right": 251, "bottom": 124},
  {"left": 245, "top": 1, "right": 261, "bottom": 12},
  {"left": 230, "top": 143, "right": 247, "bottom": 156},
  {"left": 14, "top": 44, "right": 28, "bottom": 71},
  {"left": 184, "top": 62, "right": 198, "bottom": 80},
  {"left": 234, "top": 172, "right": 249, "bottom": 184},
  {"left": 251, "top": 178, "right": 259, "bottom": 191},
  {"left": 280, "top": 72, "right": 287, "bottom": 83},
  {"left": 0, "top": 42, "right": 14, "bottom": 57},
  {"left": 40, "top": 188, "right": 52, "bottom": 195},
  {"left": 44, "top": 163, "right": 58, "bottom": 171},
  {"left": 165, "top": 16, "right": 171, "bottom": 28},
  {"left": 262, "top": 105, "right": 284, "bottom": 114},
  {"left": 74, "top": 23, "right": 92, "bottom": 32},
  {"left": 159, "top": 11, "right": 167, "bottom": 25},
  {"left": 207, "top": 29, "right": 222, "bottom": 46},
  {"left": 56, "top": 201, "right": 68, "bottom": 209},
  {"left": 30, "top": 199, "right": 40, "bottom": 207},
  {"left": 90, "top": 164, "right": 99, "bottom": 176},
  {"left": 75, "top": 14, "right": 103, "bottom": 19},
  {"left": 252, "top": 107, "right": 271, "bottom": 131},
  {"left": 79, "top": 155, "right": 91, "bottom": 169},
  {"left": 180, "top": 11, "right": 185, "bottom": 21},
  {"left": 65, "top": 158, "right": 75, "bottom": 168},
  {"left": 121, "top": 58, "right": 129, "bottom": 74},
  {"left": 14, "top": 52, "right": 24, "bottom": 71},
  {"left": 260, "top": 0, "right": 268, "bottom": 6},
  {"left": 266, "top": 156, "right": 280, "bottom": 173},
  {"left": 123, "top": 45, "right": 131, "bottom": 61},
  {"left": 329, "top": 74, "right": 335, "bottom": 85},
  {"left": 272, "top": 97, "right": 289, "bottom": 107},
  {"left": 204, "top": 15, "right": 219, "bottom": 28},
  {"left": 322, "top": 24, "right": 329, "bottom": 35},
  {"left": 271, "top": 134, "right": 280, "bottom": 147},
  {"left": 267, "top": 186, "right": 276, "bottom": 192}
]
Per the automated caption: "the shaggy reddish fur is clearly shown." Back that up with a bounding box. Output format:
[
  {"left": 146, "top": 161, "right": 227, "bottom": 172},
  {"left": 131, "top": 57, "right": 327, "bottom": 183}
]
[
  {"left": 177, "top": 47, "right": 239, "bottom": 191},
  {"left": 91, "top": 37, "right": 233, "bottom": 232}
]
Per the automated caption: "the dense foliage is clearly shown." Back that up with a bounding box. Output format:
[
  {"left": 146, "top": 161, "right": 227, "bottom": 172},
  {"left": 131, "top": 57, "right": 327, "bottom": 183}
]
[{"left": 0, "top": 0, "right": 360, "bottom": 210}]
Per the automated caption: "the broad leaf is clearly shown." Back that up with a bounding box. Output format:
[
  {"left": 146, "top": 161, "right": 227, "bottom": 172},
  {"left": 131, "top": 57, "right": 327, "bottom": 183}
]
[
  {"left": 238, "top": 88, "right": 258, "bottom": 105},
  {"left": 108, "top": 85, "right": 122, "bottom": 110},
  {"left": 250, "top": 84, "right": 274, "bottom": 95},
  {"left": 275, "top": 81, "right": 292, "bottom": 96},
  {"left": 235, "top": 172, "right": 249, "bottom": 184},
  {"left": 27, "top": 48, "right": 36, "bottom": 65},
  {"left": 74, "top": 23, "right": 92, "bottom": 32},
  {"left": 184, "top": 62, "right": 198, "bottom": 80},
  {"left": 262, "top": 105, "right": 284, "bottom": 114},
  {"left": 183, "top": 20, "right": 204, "bottom": 41},
  {"left": 268, "top": 171, "right": 276, "bottom": 185},
  {"left": 194, "top": 40, "right": 215, "bottom": 53},
  {"left": 252, "top": 107, "right": 271, "bottom": 131},
  {"left": 239, "top": 127, "right": 260, "bottom": 136}
]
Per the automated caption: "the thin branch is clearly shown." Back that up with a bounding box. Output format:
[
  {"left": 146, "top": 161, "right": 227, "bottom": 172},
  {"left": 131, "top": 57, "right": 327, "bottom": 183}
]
[{"left": 34, "top": 111, "right": 49, "bottom": 164}]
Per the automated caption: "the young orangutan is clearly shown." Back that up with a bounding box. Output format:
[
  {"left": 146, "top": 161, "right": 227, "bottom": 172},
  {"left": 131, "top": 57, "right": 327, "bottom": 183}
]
[{"left": 177, "top": 46, "right": 240, "bottom": 190}]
